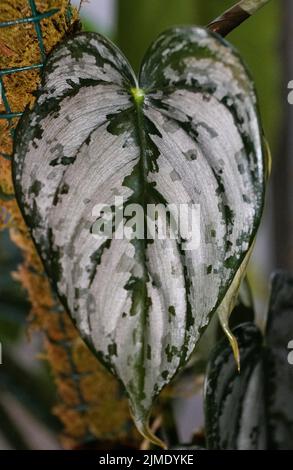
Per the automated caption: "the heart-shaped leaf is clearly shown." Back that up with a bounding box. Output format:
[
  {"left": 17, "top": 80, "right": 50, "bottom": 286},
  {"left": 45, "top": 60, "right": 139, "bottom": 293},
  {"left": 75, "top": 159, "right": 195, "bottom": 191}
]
[{"left": 13, "top": 27, "right": 265, "bottom": 444}]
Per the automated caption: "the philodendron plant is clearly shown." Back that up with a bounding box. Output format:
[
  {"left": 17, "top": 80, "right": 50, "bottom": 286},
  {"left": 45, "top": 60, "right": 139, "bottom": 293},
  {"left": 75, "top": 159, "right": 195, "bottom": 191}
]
[
  {"left": 12, "top": 0, "right": 272, "bottom": 448},
  {"left": 205, "top": 272, "right": 293, "bottom": 450}
]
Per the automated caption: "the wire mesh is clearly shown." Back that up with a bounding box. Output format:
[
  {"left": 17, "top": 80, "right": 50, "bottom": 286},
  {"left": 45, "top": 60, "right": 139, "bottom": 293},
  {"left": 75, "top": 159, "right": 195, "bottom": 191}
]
[
  {"left": 0, "top": 0, "right": 60, "bottom": 123},
  {"left": 0, "top": 2, "right": 96, "bottom": 429}
]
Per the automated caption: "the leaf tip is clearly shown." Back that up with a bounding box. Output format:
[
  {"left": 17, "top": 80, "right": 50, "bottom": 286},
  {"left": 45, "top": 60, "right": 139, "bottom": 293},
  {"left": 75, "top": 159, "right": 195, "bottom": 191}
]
[
  {"left": 223, "top": 324, "right": 241, "bottom": 372},
  {"left": 263, "top": 136, "right": 271, "bottom": 181},
  {"left": 231, "top": 333, "right": 241, "bottom": 373},
  {"left": 130, "top": 407, "right": 167, "bottom": 449}
]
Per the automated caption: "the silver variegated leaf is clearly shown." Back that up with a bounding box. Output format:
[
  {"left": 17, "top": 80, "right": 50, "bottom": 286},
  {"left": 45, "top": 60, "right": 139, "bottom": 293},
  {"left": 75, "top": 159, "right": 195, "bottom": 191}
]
[
  {"left": 204, "top": 323, "right": 267, "bottom": 450},
  {"left": 13, "top": 27, "right": 265, "bottom": 444},
  {"left": 265, "top": 272, "right": 293, "bottom": 450}
]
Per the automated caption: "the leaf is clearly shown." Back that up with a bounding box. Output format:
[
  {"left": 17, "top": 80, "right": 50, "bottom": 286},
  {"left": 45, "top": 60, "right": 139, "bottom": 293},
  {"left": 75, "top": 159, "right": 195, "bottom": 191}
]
[
  {"left": 264, "top": 271, "right": 293, "bottom": 450},
  {"left": 238, "top": 276, "right": 254, "bottom": 310},
  {"left": 217, "top": 244, "right": 254, "bottom": 371},
  {"left": 226, "top": 285, "right": 255, "bottom": 332},
  {"left": 205, "top": 272, "right": 293, "bottom": 450},
  {"left": 204, "top": 323, "right": 267, "bottom": 449},
  {"left": 13, "top": 28, "right": 265, "bottom": 444}
]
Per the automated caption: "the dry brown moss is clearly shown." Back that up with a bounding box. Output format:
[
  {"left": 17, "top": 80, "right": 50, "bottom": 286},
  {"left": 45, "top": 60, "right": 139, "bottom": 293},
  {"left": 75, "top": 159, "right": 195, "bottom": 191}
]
[{"left": 0, "top": 0, "right": 139, "bottom": 448}]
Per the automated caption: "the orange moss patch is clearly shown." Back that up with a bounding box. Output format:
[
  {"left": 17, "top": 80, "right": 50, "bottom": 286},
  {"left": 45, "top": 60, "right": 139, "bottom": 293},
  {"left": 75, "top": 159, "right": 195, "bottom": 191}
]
[{"left": 0, "top": 0, "right": 139, "bottom": 448}]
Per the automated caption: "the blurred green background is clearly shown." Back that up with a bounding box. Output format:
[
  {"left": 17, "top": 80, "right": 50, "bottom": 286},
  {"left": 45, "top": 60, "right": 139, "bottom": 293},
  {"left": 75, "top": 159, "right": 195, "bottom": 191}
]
[{"left": 1, "top": 0, "right": 291, "bottom": 449}]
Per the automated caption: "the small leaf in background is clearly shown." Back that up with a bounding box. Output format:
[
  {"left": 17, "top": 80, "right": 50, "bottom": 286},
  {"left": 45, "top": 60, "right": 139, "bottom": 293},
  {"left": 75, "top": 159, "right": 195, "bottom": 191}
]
[
  {"left": 13, "top": 27, "right": 265, "bottom": 444},
  {"left": 204, "top": 323, "right": 266, "bottom": 450},
  {"left": 216, "top": 246, "right": 254, "bottom": 371},
  {"left": 264, "top": 271, "right": 293, "bottom": 450},
  {"left": 204, "top": 271, "right": 293, "bottom": 450}
]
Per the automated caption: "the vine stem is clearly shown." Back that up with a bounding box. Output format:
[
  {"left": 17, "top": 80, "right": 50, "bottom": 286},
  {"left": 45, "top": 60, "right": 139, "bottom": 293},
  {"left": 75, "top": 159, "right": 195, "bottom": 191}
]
[{"left": 208, "top": 0, "right": 272, "bottom": 37}]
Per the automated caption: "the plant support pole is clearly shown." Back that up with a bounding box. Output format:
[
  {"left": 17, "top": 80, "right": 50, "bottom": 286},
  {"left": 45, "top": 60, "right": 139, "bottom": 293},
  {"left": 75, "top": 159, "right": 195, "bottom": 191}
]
[{"left": 208, "top": 0, "right": 272, "bottom": 37}]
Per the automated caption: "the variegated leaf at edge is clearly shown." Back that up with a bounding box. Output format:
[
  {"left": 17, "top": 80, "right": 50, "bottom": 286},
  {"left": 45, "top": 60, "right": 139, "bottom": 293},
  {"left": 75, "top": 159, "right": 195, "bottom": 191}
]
[
  {"left": 265, "top": 272, "right": 293, "bottom": 449},
  {"left": 204, "top": 323, "right": 267, "bottom": 449},
  {"left": 13, "top": 28, "right": 265, "bottom": 443}
]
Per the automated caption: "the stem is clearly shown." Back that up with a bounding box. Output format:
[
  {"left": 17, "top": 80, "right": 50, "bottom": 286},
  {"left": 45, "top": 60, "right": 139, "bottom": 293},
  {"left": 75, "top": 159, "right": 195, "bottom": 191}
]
[{"left": 208, "top": 0, "right": 272, "bottom": 37}]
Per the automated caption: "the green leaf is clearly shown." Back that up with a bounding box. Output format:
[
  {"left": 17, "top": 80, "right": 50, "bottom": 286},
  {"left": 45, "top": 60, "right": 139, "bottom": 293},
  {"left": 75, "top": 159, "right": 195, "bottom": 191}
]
[
  {"left": 13, "top": 28, "right": 265, "bottom": 444},
  {"left": 204, "top": 323, "right": 266, "bottom": 449},
  {"left": 264, "top": 271, "right": 293, "bottom": 450}
]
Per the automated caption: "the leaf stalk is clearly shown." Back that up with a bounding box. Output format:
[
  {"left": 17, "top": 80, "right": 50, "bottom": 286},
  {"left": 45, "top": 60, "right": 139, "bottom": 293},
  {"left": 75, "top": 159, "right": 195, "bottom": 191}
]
[{"left": 207, "top": 0, "right": 272, "bottom": 37}]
